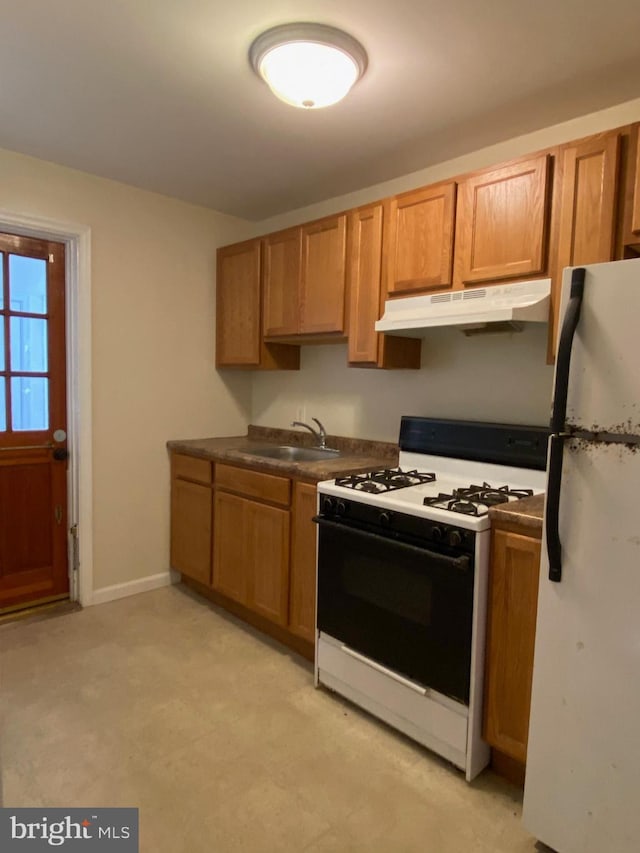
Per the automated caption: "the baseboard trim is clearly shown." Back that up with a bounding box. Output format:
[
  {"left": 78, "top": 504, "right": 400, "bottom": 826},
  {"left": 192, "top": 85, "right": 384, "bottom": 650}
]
[{"left": 90, "top": 571, "right": 176, "bottom": 606}]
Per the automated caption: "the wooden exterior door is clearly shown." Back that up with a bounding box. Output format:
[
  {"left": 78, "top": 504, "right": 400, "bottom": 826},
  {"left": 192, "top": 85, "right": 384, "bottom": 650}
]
[{"left": 0, "top": 233, "right": 69, "bottom": 612}]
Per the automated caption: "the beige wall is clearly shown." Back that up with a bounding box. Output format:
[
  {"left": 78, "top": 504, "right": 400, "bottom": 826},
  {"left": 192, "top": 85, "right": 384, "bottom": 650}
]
[
  {"left": 0, "top": 149, "right": 251, "bottom": 593},
  {"left": 250, "top": 96, "right": 640, "bottom": 442}
]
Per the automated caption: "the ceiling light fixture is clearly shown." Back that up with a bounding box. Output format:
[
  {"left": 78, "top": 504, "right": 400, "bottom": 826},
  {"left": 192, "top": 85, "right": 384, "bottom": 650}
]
[{"left": 249, "top": 23, "right": 368, "bottom": 110}]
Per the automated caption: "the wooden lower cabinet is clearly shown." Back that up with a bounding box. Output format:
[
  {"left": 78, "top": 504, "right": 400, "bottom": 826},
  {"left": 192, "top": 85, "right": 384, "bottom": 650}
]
[
  {"left": 211, "top": 490, "right": 248, "bottom": 604},
  {"left": 245, "top": 500, "right": 290, "bottom": 625},
  {"left": 289, "top": 482, "right": 318, "bottom": 642},
  {"left": 483, "top": 525, "right": 541, "bottom": 776},
  {"left": 213, "top": 489, "right": 290, "bottom": 626},
  {"left": 170, "top": 455, "right": 213, "bottom": 586},
  {"left": 171, "top": 455, "right": 317, "bottom": 658}
]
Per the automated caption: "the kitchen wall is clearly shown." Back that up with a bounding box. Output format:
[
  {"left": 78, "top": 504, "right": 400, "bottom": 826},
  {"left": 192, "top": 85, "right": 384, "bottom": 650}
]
[
  {"left": 0, "top": 148, "right": 252, "bottom": 596},
  {"left": 251, "top": 96, "right": 640, "bottom": 441}
]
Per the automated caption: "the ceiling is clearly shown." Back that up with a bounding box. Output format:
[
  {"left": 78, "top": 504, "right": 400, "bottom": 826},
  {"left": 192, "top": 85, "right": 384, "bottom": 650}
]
[{"left": 3, "top": 0, "right": 640, "bottom": 221}]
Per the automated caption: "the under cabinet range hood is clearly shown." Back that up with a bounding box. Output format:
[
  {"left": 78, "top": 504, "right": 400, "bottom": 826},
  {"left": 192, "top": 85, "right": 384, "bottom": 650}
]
[{"left": 375, "top": 279, "right": 551, "bottom": 336}]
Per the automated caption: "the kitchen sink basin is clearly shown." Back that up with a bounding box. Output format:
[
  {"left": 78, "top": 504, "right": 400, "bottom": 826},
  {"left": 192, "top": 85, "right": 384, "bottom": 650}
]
[{"left": 244, "top": 445, "right": 340, "bottom": 462}]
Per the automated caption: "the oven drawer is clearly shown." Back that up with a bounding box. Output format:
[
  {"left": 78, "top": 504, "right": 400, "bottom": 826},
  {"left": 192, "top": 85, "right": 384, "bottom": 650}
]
[{"left": 317, "top": 633, "right": 468, "bottom": 767}]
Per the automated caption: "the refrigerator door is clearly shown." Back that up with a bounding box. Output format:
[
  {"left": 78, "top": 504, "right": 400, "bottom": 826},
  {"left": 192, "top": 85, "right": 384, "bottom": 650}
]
[
  {"left": 559, "top": 258, "right": 640, "bottom": 432},
  {"left": 523, "top": 441, "right": 640, "bottom": 853}
]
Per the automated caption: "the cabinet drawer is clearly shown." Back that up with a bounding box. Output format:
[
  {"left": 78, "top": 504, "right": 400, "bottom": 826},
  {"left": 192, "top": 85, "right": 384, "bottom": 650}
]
[
  {"left": 171, "top": 453, "right": 212, "bottom": 485},
  {"left": 216, "top": 463, "right": 291, "bottom": 506}
]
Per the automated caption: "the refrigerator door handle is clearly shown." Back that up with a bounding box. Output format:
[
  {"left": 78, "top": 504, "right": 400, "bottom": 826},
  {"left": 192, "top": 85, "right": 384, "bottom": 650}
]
[
  {"left": 546, "top": 267, "right": 586, "bottom": 582},
  {"left": 546, "top": 432, "right": 566, "bottom": 582}
]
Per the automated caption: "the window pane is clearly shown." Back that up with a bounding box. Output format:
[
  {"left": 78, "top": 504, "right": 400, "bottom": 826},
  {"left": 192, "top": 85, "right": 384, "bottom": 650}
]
[
  {"left": 0, "top": 322, "right": 3, "bottom": 371},
  {"left": 10, "top": 317, "right": 48, "bottom": 372},
  {"left": 9, "top": 255, "right": 47, "bottom": 314},
  {"left": 11, "top": 376, "right": 49, "bottom": 431},
  {"left": 0, "top": 379, "right": 5, "bottom": 431},
  {"left": 0, "top": 253, "right": 4, "bottom": 310}
]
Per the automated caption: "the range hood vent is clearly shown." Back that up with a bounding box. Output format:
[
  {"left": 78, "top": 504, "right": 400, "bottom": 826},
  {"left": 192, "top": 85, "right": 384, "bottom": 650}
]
[{"left": 375, "top": 279, "right": 551, "bottom": 337}]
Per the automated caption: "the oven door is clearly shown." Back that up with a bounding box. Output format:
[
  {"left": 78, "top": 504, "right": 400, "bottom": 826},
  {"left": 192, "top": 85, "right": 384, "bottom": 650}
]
[{"left": 316, "top": 516, "right": 474, "bottom": 704}]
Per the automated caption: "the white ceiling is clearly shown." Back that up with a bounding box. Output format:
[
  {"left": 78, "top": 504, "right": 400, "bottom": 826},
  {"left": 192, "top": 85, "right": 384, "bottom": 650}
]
[{"left": 3, "top": 0, "right": 640, "bottom": 221}]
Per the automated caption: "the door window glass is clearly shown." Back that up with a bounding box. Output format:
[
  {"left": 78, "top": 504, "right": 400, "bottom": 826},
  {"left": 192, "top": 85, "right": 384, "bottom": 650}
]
[
  {"left": 9, "top": 255, "right": 47, "bottom": 314},
  {"left": 1, "top": 251, "right": 52, "bottom": 432},
  {"left": 10, "top": 317, "right": 48, "bottom": 372},
  {"left": 11, "top": 377, "right": 49, "bottom": 431}
]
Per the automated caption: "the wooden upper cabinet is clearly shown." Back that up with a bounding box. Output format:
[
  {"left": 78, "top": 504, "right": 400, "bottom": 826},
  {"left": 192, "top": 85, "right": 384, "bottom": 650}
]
[
  {"left": 263, "top": 227, "right": 301, "bottom": 337},
  {"left": 216, "top": 239, "right": 261, "bottom": 366},
  {"left": 386, "top": 181, "right": 456, "bottom": 295},
  {"left": 483, "top": 527, "right": 541, "bottom": 765},
  {"left": 348, "top": 203, "right": 383, "bottom": 363},
  {"left": 300, "top": 214, "right": 348, "bottom": 334},
  {"left": 549, "top": 130, "right": 621, "bottom": 358},
  {"left": 620, "top": 123, "right": 640, "bottom": 249},
  {"left": 555, "top": 132, "right": 620, "bottom": 271},
  {"left": 632, "top": 126, "right": 640, "bottom": 238},
  {"left": 216, "top": 238, "right": 299, "bottom": 370},
  {"left": 347, "top": 202, "right": 421, "bottom": 369},
  {"left": 454, "top": 154, "right": 551, "bottom": 287}
]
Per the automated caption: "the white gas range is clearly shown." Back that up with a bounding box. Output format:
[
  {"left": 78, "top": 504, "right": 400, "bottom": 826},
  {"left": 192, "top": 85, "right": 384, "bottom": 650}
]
[{"left": 314, "top": 417, "right": 548, "bottom": 781}]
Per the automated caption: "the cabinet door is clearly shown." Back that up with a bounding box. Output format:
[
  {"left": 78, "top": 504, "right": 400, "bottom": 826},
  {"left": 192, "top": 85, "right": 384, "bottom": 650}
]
[
  {"left": 632, "top": 126, "right": 640, "bottom": 238},
  {"left": 300, "top": 214, "right": 347, "bottom": 334},
  {"left": 348, "top": 203, "right": 384, "bottom": 364},
  {"left": 246, "top": 500, "right": 290, "bottom": 626},
  {"left": 550, "top": 131, "right": 620, "bottom": 357},
  {"left": 483, "top": 528, "right": 541, "bottom": 764},
  {"left": 216, "top": 239, "right": 262, "bottom": 366},
  {"left": 348, "top": 202, "right": 422, "bottom": 369},
  {"left": 216, "top": 239, "right": 300, "bottom": 370},
  {"left": 386, "top": 181, "right": 456, "bottom": 295},
  {"left": 170, "top": 478, "right": 212, "bottom": 585},
  {"left": 212, "top": 491, "right": 248, "bottom": 604},
  {"left": 263, "top": 228, "right": 301, "bottom": 336},
  {"left": 555, "top": 132, "right": 620, "bottom": 272},
  {"left": 454, "top": 155, "right": 550, "bottom": 287},
  {"left": 289, "top": 482, "right": 318, "bottom": 642}
]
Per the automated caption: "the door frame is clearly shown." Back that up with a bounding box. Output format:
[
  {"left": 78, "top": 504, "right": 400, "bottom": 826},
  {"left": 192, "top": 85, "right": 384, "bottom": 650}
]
[{"left": 0, "top": 208, "right": 93, "bottom": 606}]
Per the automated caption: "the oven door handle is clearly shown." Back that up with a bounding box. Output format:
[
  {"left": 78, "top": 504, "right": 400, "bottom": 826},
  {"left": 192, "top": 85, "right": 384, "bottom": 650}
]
[{"left": 313, "top": 516, "right": 470, "bottom": 572}]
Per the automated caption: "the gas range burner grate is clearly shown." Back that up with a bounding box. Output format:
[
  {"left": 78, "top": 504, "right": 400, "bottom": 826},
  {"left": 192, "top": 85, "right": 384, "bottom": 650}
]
[
  {"left": 423, "top": 482, "right": 534, "bottom": 517},
  {"left": 335, "top": 468, "right": 436, "bottom": 494}
]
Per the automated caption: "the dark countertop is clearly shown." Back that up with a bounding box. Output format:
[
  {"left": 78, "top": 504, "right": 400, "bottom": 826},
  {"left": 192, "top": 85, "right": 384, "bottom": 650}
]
[
  {"left": 167, "top": 425, "right": 399, "bottom": 482},
  {"left": 488, "top": 493, "right": 545, "bottom": 533}
]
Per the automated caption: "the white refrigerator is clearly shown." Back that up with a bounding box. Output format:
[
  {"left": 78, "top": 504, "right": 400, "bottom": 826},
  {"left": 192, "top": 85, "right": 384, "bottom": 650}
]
[{"left": 523, "top": 258, "right": 640, "bottom": 852}]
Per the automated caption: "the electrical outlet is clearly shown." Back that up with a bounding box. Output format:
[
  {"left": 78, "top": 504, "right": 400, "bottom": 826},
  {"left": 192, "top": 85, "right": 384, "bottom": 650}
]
[{"left": 295, "top": 405, "right": 306, "bottom": 424}]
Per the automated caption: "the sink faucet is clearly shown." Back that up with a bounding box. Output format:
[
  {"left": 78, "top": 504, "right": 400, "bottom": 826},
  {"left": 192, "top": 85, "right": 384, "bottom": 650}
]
[{"left": 291, "top": 417, "right": 327, "bottom": 449}]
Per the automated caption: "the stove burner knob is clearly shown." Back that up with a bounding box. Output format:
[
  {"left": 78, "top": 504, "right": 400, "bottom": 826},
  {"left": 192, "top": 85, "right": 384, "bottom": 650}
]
[
  {"left": 323, "top": 497, "right": 335, "bottom": 513},
  {"left": 379, "top": 511, "right": 393, "bottom": 526},
  {"left": 336, "top": 500, "right": 347, "bottom": 516},
  {"left": 448, "top": 530, "right": 463, "bottom": 548},
  {"left": 431, "top": 526, "right": 443, "bottom": 542}
]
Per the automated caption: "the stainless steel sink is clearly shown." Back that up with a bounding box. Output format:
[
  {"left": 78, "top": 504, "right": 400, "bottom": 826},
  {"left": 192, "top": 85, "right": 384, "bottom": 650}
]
[{"left": 244, "top": 445, "right": 340, "bottom": 462}]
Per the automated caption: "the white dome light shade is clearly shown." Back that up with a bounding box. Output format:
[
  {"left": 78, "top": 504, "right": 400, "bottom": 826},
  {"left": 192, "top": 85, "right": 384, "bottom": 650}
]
[{"left": 250, "top": 24, "right": 367, "bottom": 110}]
